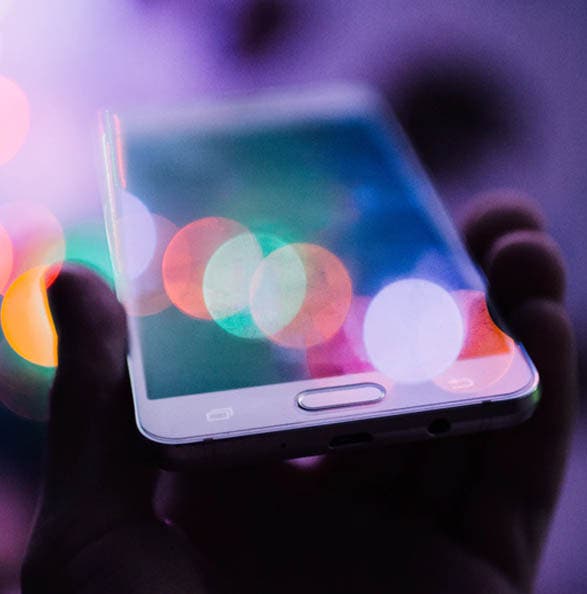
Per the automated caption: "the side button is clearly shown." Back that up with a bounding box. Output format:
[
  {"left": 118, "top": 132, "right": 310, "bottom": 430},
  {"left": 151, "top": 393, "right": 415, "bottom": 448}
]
[{"left": 297, "top": 383, "right": 386, "bottom": 411}]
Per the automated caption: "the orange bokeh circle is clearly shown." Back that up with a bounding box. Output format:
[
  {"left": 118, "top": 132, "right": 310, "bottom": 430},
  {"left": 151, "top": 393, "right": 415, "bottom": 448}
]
[
  {"left": 267, "top": 244, "right": 352, "bottom": 349},
  {"left": 162, "top": 217, "right": 247, "bottom": 318},
  {"left": 1, "top": 266, "right": 59, "bottom": 368}
]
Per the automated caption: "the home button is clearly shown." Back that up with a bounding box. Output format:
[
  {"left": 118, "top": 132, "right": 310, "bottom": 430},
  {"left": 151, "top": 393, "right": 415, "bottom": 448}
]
[{"left": 297, "top": 383, "right": 386, "bottom": 411}]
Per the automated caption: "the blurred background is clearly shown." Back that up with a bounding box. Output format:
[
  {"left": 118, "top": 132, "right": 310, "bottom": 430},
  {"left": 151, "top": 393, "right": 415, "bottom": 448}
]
[{"left": 0, "top": 1, "right": 586, "bottom": 591}]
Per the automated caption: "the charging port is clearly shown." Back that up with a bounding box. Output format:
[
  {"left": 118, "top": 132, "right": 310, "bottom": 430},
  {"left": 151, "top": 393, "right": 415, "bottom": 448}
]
[
  {"left": 428, "top": 418, "right": 451, "bottom": 436},
  {"left": 330, "top": 432, "right": 373, "bottom": 448}
]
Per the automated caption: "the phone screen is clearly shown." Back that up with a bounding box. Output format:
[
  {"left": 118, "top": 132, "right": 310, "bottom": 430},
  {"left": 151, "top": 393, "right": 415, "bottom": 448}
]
[{"left": 107, "top": 104, "right": 520, "bottom": 404}]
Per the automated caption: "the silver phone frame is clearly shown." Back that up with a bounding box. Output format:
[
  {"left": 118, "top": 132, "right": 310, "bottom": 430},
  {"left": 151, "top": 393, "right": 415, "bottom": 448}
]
[{"left": 100, "top": 84, "right": 540, "bottom": 467}]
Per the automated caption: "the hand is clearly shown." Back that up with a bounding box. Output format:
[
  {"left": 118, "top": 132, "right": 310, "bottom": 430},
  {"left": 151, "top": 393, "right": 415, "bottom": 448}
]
[{"left": 22, "top": 193, "right": 577, "bottom": 594}]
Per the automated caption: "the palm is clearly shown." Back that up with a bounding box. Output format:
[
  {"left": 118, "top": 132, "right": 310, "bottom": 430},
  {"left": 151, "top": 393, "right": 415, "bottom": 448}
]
[{"left": 161, "top": 436, "right": 518, "bottom": 593}]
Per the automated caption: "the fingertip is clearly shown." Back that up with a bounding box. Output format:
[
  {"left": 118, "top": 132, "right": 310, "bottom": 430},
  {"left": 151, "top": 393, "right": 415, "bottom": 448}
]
[
  {"left": 510, "top": 299, "right": 575, "bottom": 375},
  {"left": 47, "top": 264, "right": 126, "bottom": 339},
  {"left": 48, "top": 264, "right": 128, "bottom": 389},
  {"left": 486, "top": 230, "right": 566, "bottom": 313},
  {"left": 460, "top": 190, "right": 544, "bottom": 265}
]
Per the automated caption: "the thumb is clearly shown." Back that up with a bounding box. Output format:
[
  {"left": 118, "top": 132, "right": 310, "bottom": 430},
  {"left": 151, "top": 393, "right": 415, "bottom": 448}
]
[
  {"left": 26, "top": 266, "right": 157, "bottom": 575},
  {"left": 43, "top": 265, "right": 154, "bottom": 510}
]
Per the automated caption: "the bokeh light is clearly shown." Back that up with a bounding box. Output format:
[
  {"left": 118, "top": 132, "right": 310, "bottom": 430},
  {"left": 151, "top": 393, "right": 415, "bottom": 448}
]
[
  {"left": 125, "top": 214, "right": 177, "bottom": 316},
  {"left": 363, "top": 278, "right": 464, "bottom": 383},
  {"left": 118, "top": 190, "right": 157, "bottom": 279},
  {"left": 267, "top": 244, "right": 352, "bottom": 349},
  {"left": 65, "top": 219, "right": 114, "bottom": 284},
  {"left": 1, "top": 266, "right": 58, "bottom": 368},
  {"left": 307, "top": 295, "right": 374, "bottom": 378},
  {"left": 0, "top": 222, "right": 14, "bottom": 293},
  {"left": 162, "top": 217, "right": 247, "bottom": 318},
  {"left": 203, "top": 232, "right": 264, "bottom": 338},
  {"left": 434, "top": 290, "right": 515, "bottom": 393},
  {"left": 0, "top": 75, "right": 30, "bottom": 165},
  {"left": 0, "top": 340, "right": 53, "bottom": 421},
  {"left": 0, "top": 201, "right": 65, "bottom": 292},
  {"left": 250, "top": 243, "right": 307, "bottom": 337},
  {"left": 340, "top": 295, "right": 373, "bottom": 363}
]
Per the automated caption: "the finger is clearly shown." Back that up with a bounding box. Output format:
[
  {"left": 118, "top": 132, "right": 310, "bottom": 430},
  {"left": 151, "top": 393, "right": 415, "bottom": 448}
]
[
  {"left": 460, "top": 190, "right": 544, "bottom": 268},
  {"left": 486, "top": 229, "right": 565, "bottom": 314},
  {"left": 486, "top": 300, "right": 576, "bottom": 506},
  {"left": 463, "top": 299, "right": 577, "bottom": 590},
  {"left": 40, "top": 264, "right": 155, "bottom": 524},
  {"left": 461, "top": 201, "right": 576, "bottom": 588}
]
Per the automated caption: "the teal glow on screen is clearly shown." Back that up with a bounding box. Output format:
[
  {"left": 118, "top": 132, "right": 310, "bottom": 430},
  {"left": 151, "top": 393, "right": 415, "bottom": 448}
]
[{"left": 121, "top": 116, "right": 510, "bottom": 400}]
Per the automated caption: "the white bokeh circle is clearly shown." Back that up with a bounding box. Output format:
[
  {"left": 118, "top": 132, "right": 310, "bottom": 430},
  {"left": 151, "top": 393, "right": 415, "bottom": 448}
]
[
  {"left": 203, "top": 232, "right": 263, "bottom": 322},
  {"left": 363, "top": 278, "right": 464, "bottom": 383},
  {"left": 250, "top": 244, "right": 307, "bottom": 337},
  {"left": 118, "top": 190, "right": 157, "bottom": 279}
]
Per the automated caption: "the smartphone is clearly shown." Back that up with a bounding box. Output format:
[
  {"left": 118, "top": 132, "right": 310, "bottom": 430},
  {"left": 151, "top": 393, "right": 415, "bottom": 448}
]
[{"left": 100, "top": 85, "right": 539, "bottom": 467}]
